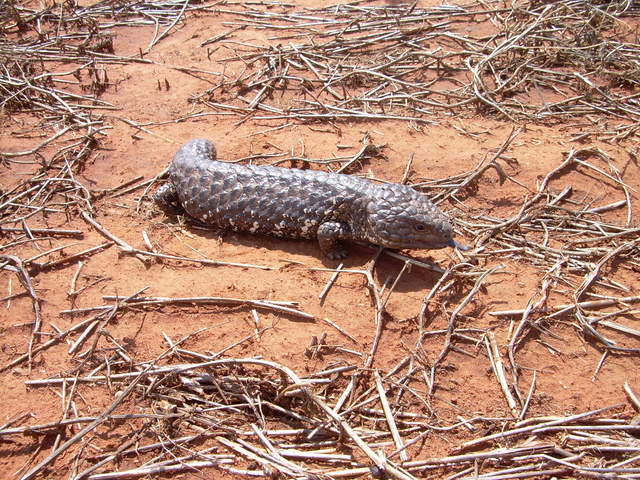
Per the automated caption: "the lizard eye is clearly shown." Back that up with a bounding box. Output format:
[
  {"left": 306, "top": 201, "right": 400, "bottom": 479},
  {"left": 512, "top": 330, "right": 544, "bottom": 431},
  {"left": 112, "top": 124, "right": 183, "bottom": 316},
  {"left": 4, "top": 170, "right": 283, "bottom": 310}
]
[{"left": 414, "top": 224, "right": 426, "bottom": 232}]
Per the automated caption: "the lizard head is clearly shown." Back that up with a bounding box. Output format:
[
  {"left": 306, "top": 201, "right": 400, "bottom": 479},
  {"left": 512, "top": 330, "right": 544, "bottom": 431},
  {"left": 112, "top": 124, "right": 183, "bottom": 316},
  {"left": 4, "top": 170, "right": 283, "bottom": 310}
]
[{"left": 365, "top": 184, "right": 466, "bottom": 251}]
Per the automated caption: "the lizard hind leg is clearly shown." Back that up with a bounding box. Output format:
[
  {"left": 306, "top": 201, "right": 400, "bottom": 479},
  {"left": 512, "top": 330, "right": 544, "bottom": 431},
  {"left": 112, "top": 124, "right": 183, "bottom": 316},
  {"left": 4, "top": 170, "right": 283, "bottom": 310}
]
[
  {"left": 317, "top": 221, "right": 351, "bottom": 259},
  {"left": 153, "top": 183, "right": 184, "bottom": 215}
]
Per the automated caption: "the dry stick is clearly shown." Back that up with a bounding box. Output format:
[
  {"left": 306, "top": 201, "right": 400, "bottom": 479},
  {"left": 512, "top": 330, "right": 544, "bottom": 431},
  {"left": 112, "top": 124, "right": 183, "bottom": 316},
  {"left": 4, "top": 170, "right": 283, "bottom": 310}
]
[
  {"left": 439, "top": 126, "right": 521, "bottom": 205},
  {"left": 592, "top": 351, "right": 609, "bottom": 382},
  {"left": 533, "top": 424, "right": 640, "bottom": 434},
  {"left": 59, "top": 295, "right": 311, "bottom": 323},
  {"left": 334, "top": 142, "right": 380, "bottom": 174},
  {"left": 611, "top": 452, "right": 640, "bottom": 469},
  {"left": 25, "top": 242, "right": 81, "bottom": 264},
  {"left": 127, "top": 248, "right": 273, "bottom": 270},
  {"left": 79, "top": 287, "right": 149, "bottom": 360},
  {"left": 574, "top": 226, "right": 640, "bottom": 247},
  {"left": 80, "top": 211, "right": 148, "bottom": 264},
  {"left": 118, "top": 117, "right": 177, "bottom": 143},
  {"left": 381, "top": 260, "right": 411, "bottom": 311},
  {"left": 624, "top": 382, "right": 640, "bottom": 411},
  {"left": 131, "top": 167, "right": 169, "bottom": 211},
  {"left": 231, "top": 436, "right": 306, "bottom": 476},
  {"left": 111, "top": 177, "right": 157, "bottom": 198},
  {"left": 72, "top": 428, "right": 147, "bottom": 479},
  {"left": 86, "top": 203, "right": 271, "bottom": 270},
  {"left": 476, "top": 161, "right": 572, "bottom": 246},
  {"left": 317, "top": 316, "right": 358, "bottom": 343},
  {"left": 489, "top": 295, "right": 640, "bottom": 317},
  {"left": 89, "top": 432, "right": 217, "bottom": 461},
  {"left": 417, "top": 264, "right": 460, "bottom": 336},
  {"left": 302, "top": 385, "right": 415, "bottom": 480},
  {"left": 485, "top": 332, "right": 519, "bottom": 417},
  {"left": 317, "top": 248, "right": 448, "bottom": 278},
  {"left": 201, "top": 26, "right": 244, "bottom": 46},
  {"left": 575, "top": 237, "right": 640, "bottom": 303},
  {"left": 84, "top": 457, "right": 233, "bottom": 480},
  {"left": 0, "top": 254, "right": 42, "bottom": 371},
  {"left": 93, "top": 175, "right": 144, "bottom": 197},
  {"left": 598, "top": 319, "right": 640, "bottom": 338},
  {"left": 19, "top": 354, "right": 176, "bottom": 480},
  {"left": 25, "top": 363, "right": 241, "bottom": 388},
  {"left": 0, "top": 237, "right": 58, "bottom": 255},
  {"left": 374, "top": 371, "right": 408, "bottom": 462},
  {"left": 210, "top": 327, "right": 269, "bottom": 358},
  {"left": 0, "top": 226, "right": 83, "bottom": 237},
  {"left": 455, "top": 468, "right": 567, "bottom": 480},
  {"left": 52, "top": 375, "right": 78, "bottom": 453},
  {"left": 583, "top": 199, "right": 627, "bottom": 215},
  {"left": 453, "top": 404, "right": 623, "bottom": 453},
  {"left": 215, "top": 436, "right": 282, "bottom": 476},
  {"left": 87, "top": 293, "right": 294, "bottom": 308},
  {"left": 362, "top": 248, "right": 386, "bottom": 371},
  {"left": 166, "top": 357, "right": 414, "bottom": 480},
  {"left": 408, "top": 444, "right": 557, "bottom": 470},
  {"left": 138, "top": 232, "right": 154, "bottom": 255},
  {"left": 68, "top": 261, "right": 84, "bottom": 297},
  {"left": 331, "top": 373, "right": 357, "bottom": 417},
  {"left": 250, "top": 309, "right": 261, "bottom": 340},
  {"left": 0, "top": 184, "right": 41, "bottom": 212},
  {"left": 128, "top": 445, "right": 228, "bottom": 474},
  {"left": 1, "top": 125, "right": 74, "bottom": 158},
  {"left": 21, "top": 220, "right": 41, "bottom": 253},
  {"left": 30, "top": 242, "right": 113, "bottom": 272},
  {"left": 401, "top": 153, "right": 414, "bottom": 185},
  {"left": 0, "top": 312, "right": 108, "bottom": 372},
  {"left": 572, "top": 155, "right": 638, "bottom": 194},
  {"left": 13, "top": 441, "right": 45, "bottom": 478},
  {"left": 457, "top": 460, "right": 568, "bottom": 480},
  {"left": 329, "top": 444, "right": 555, "bottom": 478},
  {"left": 541, "top": 454, "right": 640, "bottom": 476},
  {"left": 519, "top": 371, "right": 536, "bottom": 421},
  {"left": 275, "top": 448, "right": 352, "bottom": 463},
  {"left": 250, "top": 424, "right": 306, "bottom": 476},
  {"left": 318, "top": 261, "right": 343, "bottom": 304},
  {"left": 68, "top": 319, "right": 100, "bottom": 355},
  {"left": 145, "top": 0, "right": 190, "bottom": 53},
  {"left": 429, "top": 265, "right": 502, "bottom": 396},
  {"left": 506, "top": 260, "right": 559, "bottom": 402},
  {"left": 1, "top": 409, "right": 33, "bottom": 433}
]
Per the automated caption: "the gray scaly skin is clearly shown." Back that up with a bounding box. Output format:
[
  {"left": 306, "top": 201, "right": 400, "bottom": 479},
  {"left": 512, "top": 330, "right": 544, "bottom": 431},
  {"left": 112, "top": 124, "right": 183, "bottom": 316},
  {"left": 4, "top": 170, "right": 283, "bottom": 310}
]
[{"left": 154, "top": 139, "right": 466, "bottom": 259}]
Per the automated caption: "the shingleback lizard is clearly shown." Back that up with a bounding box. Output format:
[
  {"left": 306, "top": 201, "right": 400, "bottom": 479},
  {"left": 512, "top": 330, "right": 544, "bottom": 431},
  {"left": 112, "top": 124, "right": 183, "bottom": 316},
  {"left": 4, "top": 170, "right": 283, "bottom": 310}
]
[{"left": 154, "top": 138, "right": 467, "bottom": 259}]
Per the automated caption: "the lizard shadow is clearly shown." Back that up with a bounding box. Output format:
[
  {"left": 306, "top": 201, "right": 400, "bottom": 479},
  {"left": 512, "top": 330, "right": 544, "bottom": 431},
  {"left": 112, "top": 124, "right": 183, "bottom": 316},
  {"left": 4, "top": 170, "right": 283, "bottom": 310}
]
[{"left": 188, "top": 223, "right": 449, "bottom": 294}]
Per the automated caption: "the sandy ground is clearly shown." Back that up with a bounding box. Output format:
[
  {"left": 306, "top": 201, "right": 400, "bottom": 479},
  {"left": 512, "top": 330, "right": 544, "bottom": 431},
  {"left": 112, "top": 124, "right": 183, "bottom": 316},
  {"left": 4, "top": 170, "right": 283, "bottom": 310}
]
[{"left": 1, "top": 1, "right": 639, "bottom": 479}]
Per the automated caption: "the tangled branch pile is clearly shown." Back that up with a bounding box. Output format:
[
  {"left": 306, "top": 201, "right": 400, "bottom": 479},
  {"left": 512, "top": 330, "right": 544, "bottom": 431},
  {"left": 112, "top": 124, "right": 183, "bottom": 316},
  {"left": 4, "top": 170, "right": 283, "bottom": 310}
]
[
  {"left": 200, "top": 0, "right": 640, "bottom": 139},
  {"left": 7, "top": 344, "right": 640, "bottom": 479}
]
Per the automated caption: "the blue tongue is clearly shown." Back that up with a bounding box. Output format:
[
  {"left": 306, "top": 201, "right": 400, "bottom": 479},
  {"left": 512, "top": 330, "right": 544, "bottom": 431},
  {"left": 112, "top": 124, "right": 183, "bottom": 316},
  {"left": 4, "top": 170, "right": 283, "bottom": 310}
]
[{"left": 449, "top": 239, "right": 471, "bottom": 251}]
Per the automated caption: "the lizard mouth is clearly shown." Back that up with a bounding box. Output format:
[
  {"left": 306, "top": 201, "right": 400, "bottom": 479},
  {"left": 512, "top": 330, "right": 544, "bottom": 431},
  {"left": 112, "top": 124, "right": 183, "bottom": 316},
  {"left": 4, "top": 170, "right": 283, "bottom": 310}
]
[{"left": 377, "top": 237, "right": 470, "bottom": 251}]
